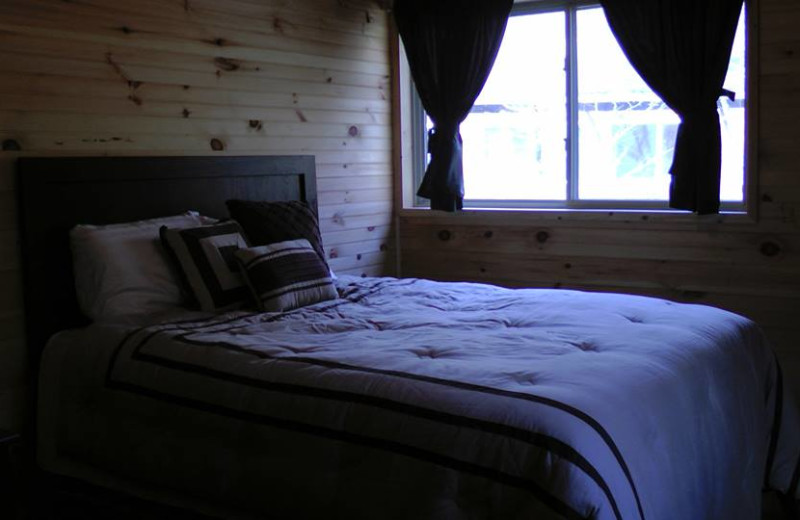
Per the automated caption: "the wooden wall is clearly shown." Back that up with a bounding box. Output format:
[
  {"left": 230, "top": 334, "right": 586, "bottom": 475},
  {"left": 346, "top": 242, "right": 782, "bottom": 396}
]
[
  {"left": 398, "top": 0, "right": 800, "bottom": 400},
  {"left": 0, "top": 0, "right": 394, "bottom": 430},
  {"left": 2, "top": 0, "right": 796, "bottom": 434}
]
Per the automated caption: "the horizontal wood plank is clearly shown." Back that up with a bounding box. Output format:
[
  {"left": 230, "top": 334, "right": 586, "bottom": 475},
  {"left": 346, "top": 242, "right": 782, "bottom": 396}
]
[{"left": 0, "top": 0, "right": 395, "bottom": 431}]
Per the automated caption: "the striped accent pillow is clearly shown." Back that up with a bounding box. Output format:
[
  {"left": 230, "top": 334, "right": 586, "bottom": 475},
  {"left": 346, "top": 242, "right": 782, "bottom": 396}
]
[
  {"left": 235, "top": 239, "right": 337, "bottom": 312},
  {"left": 160, "top": 221, "right": 251, "bottom": 312}
]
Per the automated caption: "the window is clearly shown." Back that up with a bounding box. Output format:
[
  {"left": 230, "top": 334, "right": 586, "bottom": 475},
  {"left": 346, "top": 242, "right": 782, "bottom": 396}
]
[{"left": 412, "top": 2, "right": 747, "bottom": 210}]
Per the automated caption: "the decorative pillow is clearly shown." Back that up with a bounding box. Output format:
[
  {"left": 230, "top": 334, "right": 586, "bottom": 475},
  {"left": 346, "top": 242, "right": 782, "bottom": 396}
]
[
  {"left": 160, "top": 221, "right": 252, "bottom": 312},
  {"left": 235, "top": 239, "right": 337, "bottom": 312},
  {"left": 225, "top": 200, "right": 328, "bottom": 267},
  {"left": 70, "top": 211, "right": 216, "bottom": 321}
]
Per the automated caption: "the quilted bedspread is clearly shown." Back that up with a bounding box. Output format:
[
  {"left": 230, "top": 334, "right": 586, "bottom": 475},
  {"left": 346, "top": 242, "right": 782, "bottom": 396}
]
[{"left": 38, "top": 276, "right": 800, "bottom": 519}]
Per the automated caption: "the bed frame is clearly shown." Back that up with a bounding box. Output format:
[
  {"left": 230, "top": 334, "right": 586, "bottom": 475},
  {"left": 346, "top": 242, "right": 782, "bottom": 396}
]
[
  {"left": 16, "top": 155, "right": 317, "bottom": 518},
  {"left": 14, "top": 156, "right": 798, "bottom": 520}
]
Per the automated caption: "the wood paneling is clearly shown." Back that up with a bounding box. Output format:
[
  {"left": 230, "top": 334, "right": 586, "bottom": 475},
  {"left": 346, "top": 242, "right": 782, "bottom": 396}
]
[
  {"left": 0, "top": 0, "right": 395, "bottom": 430},
  {"left": 399, "top": 0, "right": 800, "bottom": 402}
]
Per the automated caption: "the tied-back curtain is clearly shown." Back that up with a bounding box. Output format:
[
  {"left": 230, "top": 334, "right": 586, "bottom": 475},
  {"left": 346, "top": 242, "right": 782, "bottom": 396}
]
[
  {"left": 394, "top": 0, "right": 513, "bottom": 212},
  {"left": 599, "top": 0, "right": 743, "bottom": 214}
]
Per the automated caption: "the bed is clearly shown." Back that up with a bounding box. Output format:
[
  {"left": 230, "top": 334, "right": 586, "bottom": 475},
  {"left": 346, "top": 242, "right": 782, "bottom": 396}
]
[{"left": 16, "top": 156, "right": 800, "bottom": 520}]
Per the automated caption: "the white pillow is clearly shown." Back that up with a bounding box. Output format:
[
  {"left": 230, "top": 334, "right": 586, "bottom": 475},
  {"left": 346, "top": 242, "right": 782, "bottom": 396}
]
[{"left": 70, "top": 212, "right": 217, "bottom": 321}]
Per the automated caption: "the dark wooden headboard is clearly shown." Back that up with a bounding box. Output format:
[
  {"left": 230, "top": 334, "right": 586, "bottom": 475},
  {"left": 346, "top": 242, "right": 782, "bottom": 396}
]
[{"left": 17, "top": 155, "right": 317, "bottom": 366}]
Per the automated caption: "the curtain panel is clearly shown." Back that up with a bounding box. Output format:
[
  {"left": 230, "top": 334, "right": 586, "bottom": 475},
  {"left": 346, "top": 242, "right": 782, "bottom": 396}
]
[
  {"left": 599, "top": 0, "right": 744, "bottom": 214},
  {"left": 394, "top": 0, "right": 513, "bottom": 212}
]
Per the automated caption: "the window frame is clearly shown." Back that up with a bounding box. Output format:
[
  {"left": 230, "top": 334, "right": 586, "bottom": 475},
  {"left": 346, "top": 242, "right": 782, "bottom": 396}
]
[{"left": 407, "top": 0, "right": 754, "bottom": 215}]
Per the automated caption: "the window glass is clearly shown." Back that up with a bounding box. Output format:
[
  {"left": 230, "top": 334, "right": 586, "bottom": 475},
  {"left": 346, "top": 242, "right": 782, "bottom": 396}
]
[
  {"left": 719, "top": 12, "right": 746, "bottom": 202},
  {"left": 577, "top": 7, "right": 745, "bottom": 202},
  {"left": 576, "top": 7, "right": 677, "bottom": 200},
  {"left": 460, "top": 11, "right": 567, "bottom": 200},
  {"left": 431, "top": 4, "right": 747, "bottom": 208}
]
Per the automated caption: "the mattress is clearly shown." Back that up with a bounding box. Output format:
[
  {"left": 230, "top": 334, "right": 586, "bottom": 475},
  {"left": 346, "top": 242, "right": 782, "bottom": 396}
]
[{"left": 38, "top": 276, "right": 800, "bottom": 520}]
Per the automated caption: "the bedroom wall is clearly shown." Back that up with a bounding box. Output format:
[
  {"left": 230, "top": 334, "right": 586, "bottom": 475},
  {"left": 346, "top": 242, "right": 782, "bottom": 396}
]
[
  {"left": 0, "top": 0, "right": 394, "bottom": 430},
  {"left": 398, "top": 0, "right": 800, "bottom": 400}
]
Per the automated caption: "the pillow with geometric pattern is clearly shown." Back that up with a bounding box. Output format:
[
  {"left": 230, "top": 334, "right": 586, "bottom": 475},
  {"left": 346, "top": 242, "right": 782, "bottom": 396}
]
[
  {"left": 225, "top": 200, "right": 329, "bottom": 269},
  {"left": 160, "top": 221, "right": 252, "bottom": 312},
  {"left": 235, "top": 239, "right": 337, "bottom": 313}
]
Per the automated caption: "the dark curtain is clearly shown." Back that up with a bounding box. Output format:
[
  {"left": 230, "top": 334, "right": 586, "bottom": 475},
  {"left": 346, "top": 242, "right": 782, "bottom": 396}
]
[
  {"left": 394, "top": 0, "right": 513, "bottom": 211},
  {"left": 599, "top": 0, "right": 743, "bottom": 214}
]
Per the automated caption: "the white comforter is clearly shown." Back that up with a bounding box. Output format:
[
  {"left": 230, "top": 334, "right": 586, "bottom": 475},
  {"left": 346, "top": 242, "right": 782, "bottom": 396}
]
[{"left": 39, "top": 276, "right": 800, "bottom": 520}]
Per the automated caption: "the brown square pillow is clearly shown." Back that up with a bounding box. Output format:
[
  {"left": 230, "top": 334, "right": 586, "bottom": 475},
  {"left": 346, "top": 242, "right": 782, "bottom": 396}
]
[{"left": 226, "top": 200, "right": 328, "bottom": 267}]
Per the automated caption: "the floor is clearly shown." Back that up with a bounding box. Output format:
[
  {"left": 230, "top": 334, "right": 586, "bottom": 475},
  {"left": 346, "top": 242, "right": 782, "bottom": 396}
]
[
  {"left": 12, "top": 489, "right": 798, "bottom": 519},
  {"left": 5, "top": 449, "right": 797, "bottom": 520},
  {"left": 763, "top": 492, "right": 798, "bottom": 520}
]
